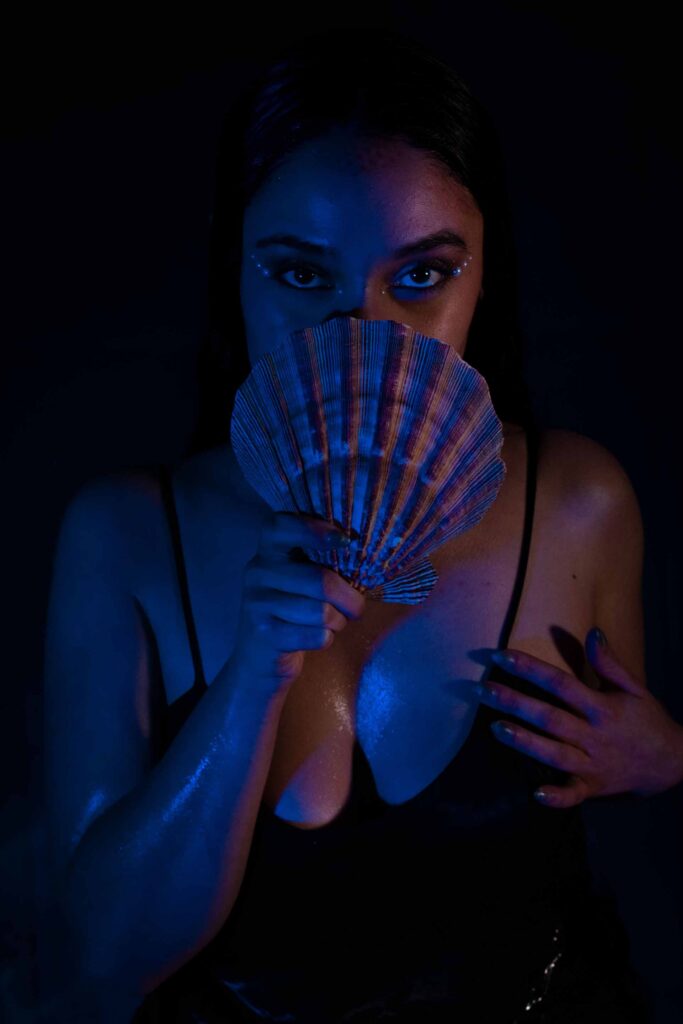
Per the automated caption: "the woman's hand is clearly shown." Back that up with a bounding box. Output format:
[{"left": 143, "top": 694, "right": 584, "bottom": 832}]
[
  {"left": 475, "top": 627, "right": 683, "bottom": 807},
  {"left": 231, "top": 511, "right": 366, "bottom": 697}
]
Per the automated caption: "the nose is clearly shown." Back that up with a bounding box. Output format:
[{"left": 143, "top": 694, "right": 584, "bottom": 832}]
[{"left": 322, "top": 285, "right": 389, "bottom": 324}]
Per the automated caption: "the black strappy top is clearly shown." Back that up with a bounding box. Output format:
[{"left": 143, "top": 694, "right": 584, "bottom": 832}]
[{"left": 132, "top": 424, "right": 648, "bottom": 1023}]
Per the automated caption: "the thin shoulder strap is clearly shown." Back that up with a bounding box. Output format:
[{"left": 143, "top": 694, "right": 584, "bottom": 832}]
[
  {"left": 158, "top": 464, "right": 208, "bottom": 691},
  {"left": 497, "top": 422, "right": 540, "bottom": 650}
]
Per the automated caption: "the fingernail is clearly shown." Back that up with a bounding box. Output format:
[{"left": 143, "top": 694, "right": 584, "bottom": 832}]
[
  {"left": 324, "top": 532, "right": 337, "bottom": 546},
  {"left": 535, "top": 789, "right": 551, "bottom": 802},
  {"left": 326, "top": 530, "right": 350, "bottom": 547},
  {"left": 491, "top": 650, "right": 516, "bottom": 669},
  {"left": 593, "top": 628, "right": 607, "bottom": 647}
]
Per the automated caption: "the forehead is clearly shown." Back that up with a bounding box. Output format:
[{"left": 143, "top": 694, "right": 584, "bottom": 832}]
[{"left": 242, "top": 129, "right": 481, "bottom": 247}]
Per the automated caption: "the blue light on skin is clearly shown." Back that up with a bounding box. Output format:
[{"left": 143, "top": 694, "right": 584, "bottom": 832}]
[
  {"left": 226, "top": 124, "right": 485, "bottom": 496},
  {"left": 238, "top": 124, "right": 484, "bottom": 368},
  {"left": 230, "top": 127, "right": 488, "bottom": 808}
]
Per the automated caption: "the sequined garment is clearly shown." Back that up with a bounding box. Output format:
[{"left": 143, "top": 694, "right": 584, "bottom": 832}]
[{"left": 131, "top": 425, "right": 648, "bottom": 1023}]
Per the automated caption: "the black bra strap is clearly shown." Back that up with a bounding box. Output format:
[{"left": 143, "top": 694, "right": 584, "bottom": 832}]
[
  {"left": 497, "top": 422, "right": 539, "bottom": 651},
  {"left": 158, "top": 464, "right": 208, "bottom": 691}
]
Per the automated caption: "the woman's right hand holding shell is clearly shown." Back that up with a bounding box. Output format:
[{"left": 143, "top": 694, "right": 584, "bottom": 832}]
[{"left": 230, "top": 511, "right": 367, "bottom": 697}]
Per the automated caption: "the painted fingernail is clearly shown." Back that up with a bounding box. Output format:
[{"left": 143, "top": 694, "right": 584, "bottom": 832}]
[
  {"left": 535, "top": 789, "right": 551, "bottom": 802},
  {"left": 327, "top": 530, "right": 351, "bottom": 547},
  {"left": 492, "top": 721, "right": 515, "bottom": 738},
  {"left": 491, "top": 650, "right": 516, "bottom": 668},
  {"left": 593, "top": 628, "right": 607, "bottom": 647}
]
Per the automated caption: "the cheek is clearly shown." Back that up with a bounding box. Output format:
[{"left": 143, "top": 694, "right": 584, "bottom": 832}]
[
  {"left": 241, "top": 266, "right": 338, "bottom": 359},
  {"left": 240, "top": 267, "right": 282, "bottom": 358},
  {"left": 240, "top": 284, "right": 304, "bottom": 364},
  {"left": 445, "top": 273, "right": 483, "bottom": 353},
  {"left": 413, "top": 289, "right": 479, "bottom": 356},
  {"left": 428, "top": 320, "right": 468, "bottom": 358}
]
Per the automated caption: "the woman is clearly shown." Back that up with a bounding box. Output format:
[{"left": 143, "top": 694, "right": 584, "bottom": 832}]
[{"left": 44, "top": 27, "right": 683, "bottom": 1023}]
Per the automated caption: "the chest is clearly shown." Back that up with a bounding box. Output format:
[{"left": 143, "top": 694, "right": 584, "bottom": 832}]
[
  {"left": 261, "top": 500, "right": 593, "bottom": 827},
  {"left": 136, "top": 441, "right": 596, "bottom": 831}
]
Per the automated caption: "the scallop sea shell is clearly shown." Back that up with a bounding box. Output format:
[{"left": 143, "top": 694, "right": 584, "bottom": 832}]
[{"left": 229, "top": 316, "right": 506, "bottom": 604}]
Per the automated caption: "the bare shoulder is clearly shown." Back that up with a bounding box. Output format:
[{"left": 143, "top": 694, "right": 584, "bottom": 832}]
[
  {"left": 60, "top": 470, "right": 145, "bottom": 546},
  {"left": 66, "top": 466, "right": 165, "bottom": 515},
  {"left": 537, "top": 425, "right": 644, "bottom": 585},
  {"left": 540, "top": 430, "right": 648, "bottom": 684},
  {"left": 537, "top": 427, "right": 638, "bottom": 505},
  {"left": 501, "top": 421, "right": 629, "bottom": 502},
  {"left": 67, "top": 452, "right": 267, "bottom": 588},
  {"left": 58, "top": 468, "right": 176, "bottom": 596}
]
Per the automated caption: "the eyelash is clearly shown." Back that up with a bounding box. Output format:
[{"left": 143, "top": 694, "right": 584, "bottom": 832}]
[{"left": 268, "top": 257, "right": 467, "bottom": 297}]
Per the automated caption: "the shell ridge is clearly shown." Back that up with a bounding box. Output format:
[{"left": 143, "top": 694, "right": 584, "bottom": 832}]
[{"left": 230, "top": 316, "right": 507, "bottom": 604}]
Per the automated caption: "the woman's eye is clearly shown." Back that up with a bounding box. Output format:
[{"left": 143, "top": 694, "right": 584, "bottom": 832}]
[
  {"left": 394, "top": 259, "right": 460, "bottom": 291},
  {"left": 275, "top": 265, "right": 332, "bottom": 290},
  {"left": 270, "top": 257, "right": 468, "bottom": 294}
]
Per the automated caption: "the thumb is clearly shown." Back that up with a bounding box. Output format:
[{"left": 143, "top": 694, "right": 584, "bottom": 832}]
[{"left": 586, "top": 627, "right": 645, "bottom": 696}]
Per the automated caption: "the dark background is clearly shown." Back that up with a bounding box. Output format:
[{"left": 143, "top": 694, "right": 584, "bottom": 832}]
[{"left": 2, "top": 2, "right": 682, "bottom": 1020}]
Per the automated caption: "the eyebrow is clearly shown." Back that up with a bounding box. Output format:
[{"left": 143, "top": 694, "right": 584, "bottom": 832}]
[{"left": 254, "top": 229, "right": 469, "bottom": 258}]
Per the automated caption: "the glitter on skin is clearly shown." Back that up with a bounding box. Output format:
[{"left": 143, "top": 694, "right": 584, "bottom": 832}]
[{"left": 160, "top": 752, "right": 215, "bottom": 826}]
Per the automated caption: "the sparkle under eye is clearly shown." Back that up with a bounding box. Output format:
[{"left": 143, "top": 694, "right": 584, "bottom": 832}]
[{"left": 258, "top": 253, "right": 472, "bottom": 297}]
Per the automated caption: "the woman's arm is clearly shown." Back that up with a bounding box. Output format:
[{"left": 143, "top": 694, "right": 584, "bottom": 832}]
[
  {"left": 43, "top": 478, "right": 292, "bottom": 1013},
  {"left": 589, "top": 437, "right": 646, "bottom": 686},
  {"left": 589, "top": 441, "right": 683, "bottom": 791},
  {"left": 480, "top": 431, "right": 683, "bottom": 801}
]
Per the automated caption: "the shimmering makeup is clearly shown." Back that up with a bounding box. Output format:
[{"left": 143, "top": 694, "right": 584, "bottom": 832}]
[{"left": 247, "top": 249, "right": 473, "bottom": 300}]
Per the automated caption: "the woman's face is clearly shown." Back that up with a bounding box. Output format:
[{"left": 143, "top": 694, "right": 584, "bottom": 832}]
[{"left": 240, "top": 127, "right": 484, "bottom": 366}]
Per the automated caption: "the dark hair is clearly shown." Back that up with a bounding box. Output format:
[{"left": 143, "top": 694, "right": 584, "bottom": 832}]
[{"left": 186, "top": 27, "right": 535, "bottom": 457}]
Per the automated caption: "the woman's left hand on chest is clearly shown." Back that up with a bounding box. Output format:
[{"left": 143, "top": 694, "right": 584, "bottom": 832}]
[{"left": 476, "top": 627, "right": 683, "bottom": 807}]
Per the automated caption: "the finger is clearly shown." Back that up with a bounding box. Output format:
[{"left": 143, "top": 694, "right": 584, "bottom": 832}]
[
  {"left": 477, "top": 680, "right": 591, "bottom": 747},
  {"left": 490, "top": 719, "right": 593, "bottom": 775},
  {"left": 262, "top": 511, "right": 351, "bottom": 561},
  {"left": 490, "top": 650, "right": 600, "bottom": 719},
  {"left": 586, "top": 628, "right": 647, "bottom": 696},
  {"left": 533, "top": 775, "right": 593, "bottom": 809},
  {"left": 251, "top": 561, "right": 365, "bottom": 620}
]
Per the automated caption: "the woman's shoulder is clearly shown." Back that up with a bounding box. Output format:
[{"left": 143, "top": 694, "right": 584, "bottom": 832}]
[
  {"left": 74, "top": 447, "right": 244, "bottom": 518},
  {"left": 75, "top": 428, "right": 639, "bottom": 568},
  {"left": 538, "top": 427, "right": 646, "bottom": 683},
  {"left": 60, "top": 467, "right": 163, "bottom": 550},
  {"left": 532, "top": 427, "right": 644, "bottom": 601},
  {"left": 78, "top": 427, "right": 633, "bottom": 498},
  {"left": 58, "top": 467, "right": 175, "bottom": 597},
  {"left": 67, "top": 464, "right": 172, "bottom": 532},
  {"left": 499, "top": 423, "right": 641, "bottom": 565},
  {"left": 74, "top": 448, "right": 268, "bottom": 572},
  {"left": 534, "top": 426, "right": 640, "bottom": 513}
]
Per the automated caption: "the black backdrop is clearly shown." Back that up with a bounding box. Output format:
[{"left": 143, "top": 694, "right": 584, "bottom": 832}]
[{"left": 2, "top": 3, "right": 682, "bottom": 1020}]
